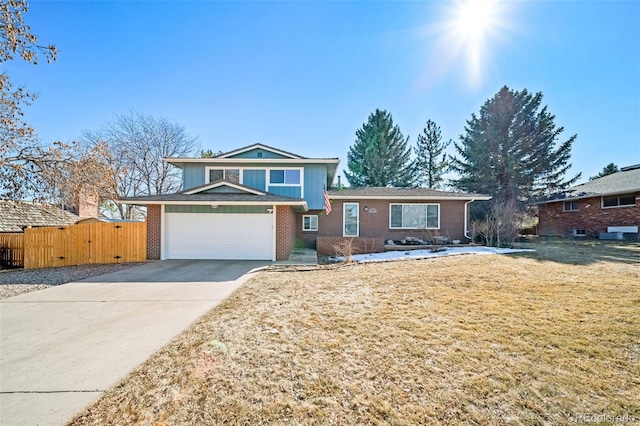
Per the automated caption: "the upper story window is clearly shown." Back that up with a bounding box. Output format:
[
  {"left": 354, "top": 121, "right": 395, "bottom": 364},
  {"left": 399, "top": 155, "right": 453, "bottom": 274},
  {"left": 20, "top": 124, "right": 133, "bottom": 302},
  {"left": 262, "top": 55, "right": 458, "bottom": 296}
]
[
  {"left": 563, "top": 200, "right": 578, "bottom": 211},
  {"left": 269, "top": 169, "right": 301, "bottom": 185},
  {"left": 208, "top": 168, "right": 241, "bottom": 184},
  {"left": 390, "top": 204, "right": 439, "bottom": 229},
  {"left": 602, "top": 193, "right": 636, "bottom": 208}
]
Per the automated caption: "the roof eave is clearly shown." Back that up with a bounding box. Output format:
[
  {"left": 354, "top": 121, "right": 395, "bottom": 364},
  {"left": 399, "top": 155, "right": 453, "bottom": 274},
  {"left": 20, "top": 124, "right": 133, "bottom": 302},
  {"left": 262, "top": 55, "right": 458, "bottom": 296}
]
[
  {"left": 327, "top": 195, "right": 492, "bottom": 201},
  {"left": 165, "top": 158, "right": 340, "bottom": 168},
  {"left": 216, "top": 143, "right": 304, "bottom": 159},
  {"left": 535, "top": 188, "right": 640, "bottom": 204},
  {"left": 117, "top": 199, "right": 307, "bottom": 209}
]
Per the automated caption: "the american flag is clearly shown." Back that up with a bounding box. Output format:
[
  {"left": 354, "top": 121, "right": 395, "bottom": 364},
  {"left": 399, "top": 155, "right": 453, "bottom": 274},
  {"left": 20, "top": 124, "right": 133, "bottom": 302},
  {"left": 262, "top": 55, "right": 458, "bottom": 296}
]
[{"left": 323, "top": 187, "right": 331, "bottom": 215}]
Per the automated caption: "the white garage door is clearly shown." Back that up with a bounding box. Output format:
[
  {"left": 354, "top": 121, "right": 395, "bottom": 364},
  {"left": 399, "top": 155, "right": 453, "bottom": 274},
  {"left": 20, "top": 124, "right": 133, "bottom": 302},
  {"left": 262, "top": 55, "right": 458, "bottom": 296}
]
[{"left": 165, "top": 213, "right": 273, "bottom": 260}]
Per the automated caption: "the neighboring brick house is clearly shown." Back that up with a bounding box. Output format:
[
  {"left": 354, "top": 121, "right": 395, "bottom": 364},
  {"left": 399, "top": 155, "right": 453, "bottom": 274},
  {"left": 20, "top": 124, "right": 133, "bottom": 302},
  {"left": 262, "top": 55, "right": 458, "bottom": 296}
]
[
  {"left": 536, "top": 164, "right": 640, "bottom": 238},
  {"left": 120, "top": 144, "right": 490, "bottom": 261}
]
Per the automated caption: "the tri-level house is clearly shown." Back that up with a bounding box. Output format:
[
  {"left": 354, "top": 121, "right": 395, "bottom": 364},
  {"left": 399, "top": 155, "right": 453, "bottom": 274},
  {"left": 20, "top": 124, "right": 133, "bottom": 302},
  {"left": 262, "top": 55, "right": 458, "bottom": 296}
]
[{"left": 120, "top": 144, "right": 490, "bottom": 261}]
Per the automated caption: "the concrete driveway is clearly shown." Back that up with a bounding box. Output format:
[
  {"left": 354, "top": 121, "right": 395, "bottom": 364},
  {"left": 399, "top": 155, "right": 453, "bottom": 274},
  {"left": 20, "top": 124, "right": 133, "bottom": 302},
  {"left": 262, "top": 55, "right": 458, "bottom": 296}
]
[{"left": 0, "top": 260, "right": 267, "bottom": 426}]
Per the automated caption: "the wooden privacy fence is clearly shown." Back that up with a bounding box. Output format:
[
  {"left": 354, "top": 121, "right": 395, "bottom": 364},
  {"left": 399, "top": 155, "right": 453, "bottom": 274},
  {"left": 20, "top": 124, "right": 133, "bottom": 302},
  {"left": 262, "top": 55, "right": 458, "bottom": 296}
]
[
  {"left": 0, "top": 233, "right": 24, "bottom": 268},
  {"left": 23, "top": 221, "right": 146, "bottom": 269}
]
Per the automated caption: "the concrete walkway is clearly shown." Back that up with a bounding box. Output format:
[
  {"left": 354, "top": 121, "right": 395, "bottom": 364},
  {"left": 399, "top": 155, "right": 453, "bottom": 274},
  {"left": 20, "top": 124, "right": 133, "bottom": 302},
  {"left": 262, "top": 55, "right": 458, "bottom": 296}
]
[{"left": 0, "top": 260, "right": 266, "bottom": 426}]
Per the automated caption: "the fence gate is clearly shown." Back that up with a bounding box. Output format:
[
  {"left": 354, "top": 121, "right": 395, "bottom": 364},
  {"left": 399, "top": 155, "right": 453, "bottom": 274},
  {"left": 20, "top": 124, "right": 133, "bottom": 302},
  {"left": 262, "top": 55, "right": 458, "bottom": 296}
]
[{"left": 23, "top": 222, "right": 146, "bottom": 269}]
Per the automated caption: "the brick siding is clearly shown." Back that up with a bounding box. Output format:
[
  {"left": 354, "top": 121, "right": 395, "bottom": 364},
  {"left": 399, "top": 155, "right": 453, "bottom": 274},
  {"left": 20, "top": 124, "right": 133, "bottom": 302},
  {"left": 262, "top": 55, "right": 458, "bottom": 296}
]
[
  {"left": 275, "top": 205, "right": 296, "bottom": 261},
  {"left": 538, "top": 193, "right": 640, "bottom": 237},
  {"left": 297, "top": 199, "right": 472, "bottom": 255},
  {"left": 146, "top": 205, "right": 161, "bottom": 260}
]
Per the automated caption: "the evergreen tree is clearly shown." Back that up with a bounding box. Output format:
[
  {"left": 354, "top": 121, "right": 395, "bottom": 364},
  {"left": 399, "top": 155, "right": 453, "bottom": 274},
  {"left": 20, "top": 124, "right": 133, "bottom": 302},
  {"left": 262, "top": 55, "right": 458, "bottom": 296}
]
[
  {"left": 415, "top": 119, "right": 450, "bottom": 189},
  {"left": 344, "top": 109, "right": 414, "bottom": 187},
  {"left": 589, "top": 163, "right": 618, "bottom": 180},
  {"left": 200, "top": 149, "right": 222, "bottom": 158},
  {"left": 450, "top": 86, "right": 580, "bottom": 203}
]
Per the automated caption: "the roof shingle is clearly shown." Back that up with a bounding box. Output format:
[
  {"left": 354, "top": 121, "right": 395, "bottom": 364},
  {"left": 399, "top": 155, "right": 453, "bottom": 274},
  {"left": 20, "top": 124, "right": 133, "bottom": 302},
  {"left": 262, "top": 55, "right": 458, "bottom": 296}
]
[
  {"left": 0, "top": 200, "right": 80, "bottom": 233},
  {"left": 327, "top": 187, "right": 490, "bottom": 199},
  {"left": 539, "top": 166, "right": 640, "bottom": 202}
]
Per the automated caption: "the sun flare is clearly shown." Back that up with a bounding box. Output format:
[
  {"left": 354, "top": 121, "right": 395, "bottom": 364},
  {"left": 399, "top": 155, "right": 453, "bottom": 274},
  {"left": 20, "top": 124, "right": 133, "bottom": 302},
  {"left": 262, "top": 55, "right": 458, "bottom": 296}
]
[
  {"left": 417, "top": 0, "right": 511, "bottom": 90},
  {"left": 454, "top": 0, "right": 499, "bottom": 40}
]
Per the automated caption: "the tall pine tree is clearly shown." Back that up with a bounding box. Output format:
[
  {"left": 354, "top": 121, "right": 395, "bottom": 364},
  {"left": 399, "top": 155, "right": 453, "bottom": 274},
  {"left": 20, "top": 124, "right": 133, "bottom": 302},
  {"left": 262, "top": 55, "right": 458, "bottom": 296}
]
[
  {"left": 450, "top": 86, "right": 580, "bottom": 203},
  {"left": 415, "top": 119, "right": 450, "bottom": 189},
  {"left": 344, "top": 109, "right": 414, "bottom": 187}
]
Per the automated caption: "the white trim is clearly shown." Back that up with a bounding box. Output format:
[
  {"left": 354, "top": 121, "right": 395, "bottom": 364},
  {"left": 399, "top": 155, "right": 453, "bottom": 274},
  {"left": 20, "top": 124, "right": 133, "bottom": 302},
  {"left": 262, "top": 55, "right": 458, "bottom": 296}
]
[
  {"left": 266, "top": 167, "right": 304, "bottom": 200},
  {"left": 183, "top": 180, "right": 265, "bottom": 195},
  {"left": 160, "top": 204, "right": 166, "bottom": 260},
  {"left": 389, "top": 203, "right": 440, "bottom": 230},
  {"left": 302, "top": 214, "right": 318, "bottom": 232},
  {"left": 216, "top": 144, "right": 303, "bottom": 159},
  {"left": 272, "top": 205, "right": 277, "bottom": 262},
  {"left": 119, "top": 200, "right": 308, "bottom": 210},
  {"left": 343, "top": 202, "right": 359, "bottom": 237},
  {"left": 166, "top": 158, "right": 339, "bottom": 165},
  {"left": 464, "top": 200, "right": 473, "bottom": 239},
  {"left": 328, "top": 195, "right": 491, "bottom": 201},
  {"left": 204, "top": 167, "right": 244, "bottom": 185},
  {"left": 267, "top": 167, "right": 303, "bottom": 187},
  {"left": 563, "top": 200, "right": 579, "bottom": 212}
]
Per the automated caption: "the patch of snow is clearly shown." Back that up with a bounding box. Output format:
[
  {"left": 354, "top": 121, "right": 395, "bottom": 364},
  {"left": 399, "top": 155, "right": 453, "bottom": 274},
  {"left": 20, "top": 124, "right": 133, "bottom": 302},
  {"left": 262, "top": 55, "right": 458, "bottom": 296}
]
[{"left": 334, "top": 247, "right": 536, "bottom": 263}]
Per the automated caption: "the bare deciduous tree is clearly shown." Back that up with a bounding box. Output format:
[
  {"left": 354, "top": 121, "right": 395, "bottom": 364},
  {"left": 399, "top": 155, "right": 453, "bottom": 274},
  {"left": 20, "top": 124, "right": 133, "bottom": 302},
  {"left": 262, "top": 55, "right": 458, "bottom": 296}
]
[
  {"left": 0, "top": 0, "right": 114, "bottom": 205},
  {"left": 470, "top": 199, "right": 519, "bottom": 248},
  {"left": 84, "top": 111, "right": 199, "bottom": 219},
  {"left": 38, "top": 141, "right": 116, "bottom": 210}
]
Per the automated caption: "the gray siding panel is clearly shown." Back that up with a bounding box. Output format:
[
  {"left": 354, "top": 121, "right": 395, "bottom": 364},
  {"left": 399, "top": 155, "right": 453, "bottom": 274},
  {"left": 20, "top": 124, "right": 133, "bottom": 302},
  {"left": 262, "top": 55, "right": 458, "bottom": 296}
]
[
  {"left": 183, "top": 164, "right": 205, "bottom": 190},
  {"left": 165, "top": 205, "right": 270, "bottom": 214},
  {"left": 243, "top": 170, "right": 266, "bottom": 190},
  {"left": 304, "top": 164, "right": 328, "bottom": 210}
]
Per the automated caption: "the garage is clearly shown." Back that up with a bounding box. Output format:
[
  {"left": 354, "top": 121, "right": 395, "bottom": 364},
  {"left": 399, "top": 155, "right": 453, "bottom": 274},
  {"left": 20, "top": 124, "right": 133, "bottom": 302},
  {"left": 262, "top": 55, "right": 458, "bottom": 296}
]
[{"left": 164, "top": 212, "right": 273, "bottom": 260}]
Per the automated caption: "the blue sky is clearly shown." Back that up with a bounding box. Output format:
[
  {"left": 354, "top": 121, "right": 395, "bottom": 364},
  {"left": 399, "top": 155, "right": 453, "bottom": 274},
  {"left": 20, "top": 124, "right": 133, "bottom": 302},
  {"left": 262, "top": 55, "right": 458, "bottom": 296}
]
[{"left": 6, "top": 0, "right": 640, "bottom": 185}]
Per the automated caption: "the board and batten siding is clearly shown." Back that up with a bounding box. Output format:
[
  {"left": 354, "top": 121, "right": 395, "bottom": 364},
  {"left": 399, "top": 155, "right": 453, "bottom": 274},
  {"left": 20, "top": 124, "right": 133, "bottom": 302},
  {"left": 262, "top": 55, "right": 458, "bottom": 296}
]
[
  {"left": 180, "top": 162, "right": 328, "bottom": 208},
  {"left": 183, "top": 163, "right": 206, "bottom": 190},
  {"left": 304, "top": 164, "right": 328, "bottom": 210},
  {"left": 230, "top": 149, "right": 290, "bottom": 159},
  {"left": 243, "top": 169, "right": 266, "bottom": 190},
  {"left": 268, "top": 186, "right": 302, "bottom": 199},
  {"left": 165, "top": 205, "right": 270, "bottom": 214}
]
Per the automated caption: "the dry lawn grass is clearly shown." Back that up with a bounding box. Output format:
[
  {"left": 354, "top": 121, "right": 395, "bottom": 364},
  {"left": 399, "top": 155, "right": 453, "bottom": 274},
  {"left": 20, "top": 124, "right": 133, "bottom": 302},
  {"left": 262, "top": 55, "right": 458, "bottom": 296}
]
[{"left": 71, "top": 239, "right": 640, "bottom": 425}]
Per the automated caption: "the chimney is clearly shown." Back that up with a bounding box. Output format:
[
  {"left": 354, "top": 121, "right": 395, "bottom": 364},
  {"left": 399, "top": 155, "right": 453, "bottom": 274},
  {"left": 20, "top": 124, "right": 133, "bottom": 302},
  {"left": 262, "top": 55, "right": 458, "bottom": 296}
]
[{"left": 74, "top": 190, "right": 99, "bottom": 218}]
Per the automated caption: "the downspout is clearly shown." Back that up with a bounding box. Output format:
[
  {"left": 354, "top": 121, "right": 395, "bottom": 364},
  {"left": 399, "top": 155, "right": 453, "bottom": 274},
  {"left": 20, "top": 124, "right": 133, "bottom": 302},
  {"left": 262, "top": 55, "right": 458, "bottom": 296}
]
[{"left": 464, "top": 199, "right": 474, "bottom": 240}]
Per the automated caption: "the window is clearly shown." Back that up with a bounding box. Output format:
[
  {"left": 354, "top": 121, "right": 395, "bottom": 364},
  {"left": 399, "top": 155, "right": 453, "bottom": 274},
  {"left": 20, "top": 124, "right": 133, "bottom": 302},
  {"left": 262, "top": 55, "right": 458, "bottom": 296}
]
[
  {"left": 269, "top": 169, "right": 300, "bottom": 185},
  {"left": 302, "top": 215, "right": 318, "bottom": 232},
  {"left": 390, "top": 204, "right": 439, "bottom": 229},
  {"left": 208, "top": 168, "right": 240, "bottom": 183},
  {"left": 602, "top": 193, "right": 636, "bottom": 208},
  {"left": 563, "top": 200, "right": 578, "bottom": 211},
  {"left": 343, "top": 203, "right": 359, "bottom": 236}
]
